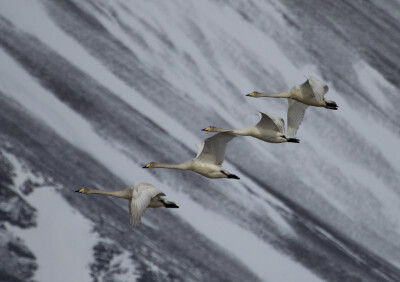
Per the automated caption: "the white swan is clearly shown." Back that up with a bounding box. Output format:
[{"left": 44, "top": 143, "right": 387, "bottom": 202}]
[
  {"left": 75, "top": 182, "right": 178, "bottom": 226},
  {"left": 202, "top": 112, "right": 299, "bottom": 143},
  {"left": 246, "top": 75, "right": 338, "bottom": 136},
  {"left": 143, "top": 132, "right": 239, "bottom": 179}
]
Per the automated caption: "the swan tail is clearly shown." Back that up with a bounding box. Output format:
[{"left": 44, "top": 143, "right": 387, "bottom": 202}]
[{"left": 161, "top": 199, "right": 179, "bottom": 208}]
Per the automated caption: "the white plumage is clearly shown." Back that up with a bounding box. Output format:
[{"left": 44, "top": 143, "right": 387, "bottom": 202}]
[
  {"left": 202, "top": 112, "right": 300, "bottom": 144},
  {"left": 129, "top": 182, "right": 166, "bottom": 226},
  {"left": 144, "top": 132, "right": 240, "bottom": 179},
  {"left": 75, "top": 182, "right": 178, "bottom": 226},
  {"left": 287, "top": 100, "right": 309, "bottom": 137},
  {"left": 247, "top": 75, "right": 338, "bottom": 136},
  {"left": 195, "top": 132, "right": 236, "bottom": 166}
]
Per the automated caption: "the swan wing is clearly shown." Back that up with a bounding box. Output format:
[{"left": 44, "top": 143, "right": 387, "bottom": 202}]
[
  {"left": 129, "top": 182, "right": 165, "bottom": 226},
  {"left": 256, "top": 112, "right": 285, "bottom": 133},
  {"left": 305, "top": 75, "right": 329, "bottom": 102},
  {"left": 195, "top": 132, "right": 236, "bottom": 165},
  {"left": 195, "top": 143, "right": 205, "bottom": 159},
  {"left": 287, "top": 100, "right": 308, "bottom": 137}
]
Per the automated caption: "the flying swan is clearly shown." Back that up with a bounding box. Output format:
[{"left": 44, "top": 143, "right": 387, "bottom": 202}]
[
  {"left": 202, "top": 112, "right": 299, "bottom": 143},
  {"left": 143, "top": 132, "right": 239, "bottom": 179},
  {"left": 246, "top": 75, "right": 338, "bottom": 136},
  {"left": 75, "top": 182, "right": 178, "bottom": 226}
]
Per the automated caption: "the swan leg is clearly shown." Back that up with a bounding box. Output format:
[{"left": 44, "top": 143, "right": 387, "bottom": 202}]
[
  {"left": 227, "top": 174, "right": 240, "bottom": 179},
  {"left": 325, "top": 101, "right": 338, "bottom": 110},
  {"left": 280, "top": 134, "right": 300, "bottom": 143},
  {"left": 220, "top": 170, "right": 240, "bottom": 179},
  {"left": 161, "top": 199, "right": 179, "bottom": 208},
  {"left": 287, "top": 138, "right": 300, "bottom": 143}
]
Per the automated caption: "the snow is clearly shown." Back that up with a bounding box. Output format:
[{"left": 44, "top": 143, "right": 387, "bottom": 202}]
[
  {"left": 167, "top": 191, "right": 322, "bottom": 282},
  {"left": 4, "top": 153, "right": 99, "bottom": 282},
  {"left": 111, "top": 250, "right": 139, "bottom": 281},
  {"left": 0, "top": 45, "right": 319, "bottom": 281},
  {"left": 354, "top": 61, "right": 396, "bottom": 110},
  {"left": 351, "top": 61, "right": 400, "bottom": 170},
  {"left": 1, "top": 0, "right": 400, "bottom": 280},
  {"left": 0, "top": 0, "right": 201, "bottom": 148}
]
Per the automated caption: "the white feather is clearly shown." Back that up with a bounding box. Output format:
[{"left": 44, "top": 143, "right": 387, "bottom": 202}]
[
  {"left": 256, "top": 112, "right": 285, "bottom": 133},
  {"left": 195, "top": 132, "right": 236, "bottom": 166},
  {"left": 129, "top": 182, "right": 165, "bottom": 226},
  {"left": 287, "top": 100, "right": 308, "bottom": 137},
  {"left": 195, "top": 142, "right": 205, "bottom": 159},
  {"left": 305, "top": 75, "right": 329, "bottom": 102}
]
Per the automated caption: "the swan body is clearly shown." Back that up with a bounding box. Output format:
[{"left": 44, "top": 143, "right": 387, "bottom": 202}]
[
  {"left": 246, "top": 76, "right": 338, "bottom": 136},
  {"left": 75, "top": 182, "right": 178, "bottom": 226},
  {"left": 143, "top": 132, "right": 239, "bottom": 179},
  {"left": 202, "top": 112, "right": 299, "bottom": 143}
]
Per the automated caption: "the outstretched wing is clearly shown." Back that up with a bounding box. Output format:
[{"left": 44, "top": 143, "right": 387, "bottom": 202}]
[
  {"left": 195, "top": 143, "right": 204, "bottom": 159},
  {"left": 129, "top": 182, "right": 165, "bottom": 226},
  {"left": 255, "top": 112, "right": 285, "bottom": 133},
  {"left": 305, "top": 75, "right": 329, "bottom": 102},
  {"left": 195, "top": 132, "right": 236, "bottom": 166},
  {"left": 287, "top": 100, "right": 308, "bottom": 137}
]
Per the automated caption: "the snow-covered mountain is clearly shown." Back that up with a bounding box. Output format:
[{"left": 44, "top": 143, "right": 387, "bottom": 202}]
[{"left": 1, "top": 0, "right": 400, "bottom": 281}]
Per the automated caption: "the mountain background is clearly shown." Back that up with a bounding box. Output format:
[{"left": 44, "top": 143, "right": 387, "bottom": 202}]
[{"left": 0, "top": 1, "right": 399, "bottom": 281}]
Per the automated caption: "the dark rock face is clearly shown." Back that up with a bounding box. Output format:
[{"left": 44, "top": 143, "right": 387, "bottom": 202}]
[
  {"left": 0, "top": 0, "right": 400, "bottom": 281},
  {"left": 90, "top": 241, "right": 124, "bottom": 282},
  {"left": 0, "top": 187, "right": 37, "bottom": 229},
  {"left": 0, "top": 225, "right": 37, "bottom": 282},
  {"left": 0, "top": 153, "right": 37, "bottom": 229},
  {"left": 19, "top": 179, "right": 41, "bottom": 196},
  {"left": 0, "top": 151, "right": 14, "bottom": 188},
  {"left": 0, "top": 153, "right": 37, "bottom": 281},
  {"left": 0, "top": 94, "right": 261, "bottom": 281}
]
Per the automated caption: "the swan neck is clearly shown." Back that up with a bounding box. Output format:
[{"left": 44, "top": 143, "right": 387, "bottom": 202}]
[
  {"left": 231, "top": 127, "right": 251, "bottom": 136},
  {"left": 87, "top": 189, "right": 130, "bottom": 199},
  {"left": 154, "top": 162, "right": 190, "bottom": 170},
  {"left": 258, "top": 90, "right": 291, "bottom": 98},
  {"left": 209, "top": 127, "right": 233, "bottom": 133}
]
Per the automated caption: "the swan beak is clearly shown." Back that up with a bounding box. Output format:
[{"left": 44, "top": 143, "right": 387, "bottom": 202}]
[
  {"left": 75, "top": 188, "right": 85, "bottom": 193},
  {"left": 202, "top": 127, "right": 210, "bottom": 131},
  {"left": 246, "top": 92, "right": 254, "bottom": 97},
  {"left": 143, "top": 163, "right": 150, "bottom": 168}
]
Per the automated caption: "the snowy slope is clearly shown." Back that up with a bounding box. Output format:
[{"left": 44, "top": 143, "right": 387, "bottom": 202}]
[{"left": 0, "top": 0, "right": 400, "bottom": 281}]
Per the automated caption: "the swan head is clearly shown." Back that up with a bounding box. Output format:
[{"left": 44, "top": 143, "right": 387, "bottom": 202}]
[
  {"left": 201, "top": 126, "right": 218, "bottom": 132},
  {"left": 246, "top": 91, "right": 261, "bottom": 97},
  {"left": 75, "top": 187, "right": 90, "bottom": 194},
  {"left": 143, "top": 162, "right": 156, "bottom": 168}
]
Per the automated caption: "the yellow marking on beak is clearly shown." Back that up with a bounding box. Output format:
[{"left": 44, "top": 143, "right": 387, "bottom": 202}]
[
  {"left": 78, "top": 188, "right": 85, "bottom": 193},
  {"left": 145, "top": 163, "right": 150, "bottom": 168},
  {"left": 205, "top": 127, "right": 211, "bottom": 131},
  {"left": 249, "top": 92, "right": 255, "bottom": 96}
]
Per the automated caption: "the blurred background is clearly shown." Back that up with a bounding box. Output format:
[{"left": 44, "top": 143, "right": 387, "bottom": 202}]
[{"left": 0, "top": 0, "right": 399, "bottom": 281}]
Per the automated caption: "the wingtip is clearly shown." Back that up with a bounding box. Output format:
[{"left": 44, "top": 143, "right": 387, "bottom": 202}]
[{"left": 130, "top": 222, "right": 140, "bottom": 227}]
